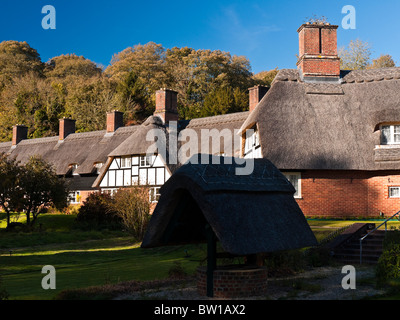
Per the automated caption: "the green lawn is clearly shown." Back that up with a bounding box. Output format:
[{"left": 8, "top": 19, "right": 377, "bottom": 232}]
[
  {"left": 1, "top": 214, "right": 400, "bottom": 300},
  {"left": 0, "top": 213, "right": 206, "bottom": 300}
]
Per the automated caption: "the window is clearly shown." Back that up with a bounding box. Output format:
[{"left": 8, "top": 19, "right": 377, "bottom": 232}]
[
  {"left": 102, "top": 188, "right": 117, "bottom": 197},
  {"left": 69, "top": 191, "right": 81, "bottom": 204},
  {"left": 94, "top": 162, "right": 103, "bottom": 173},
  {"left": 140, "top": 155, "right": 152, "bottom": 167},
  {"left": 244, "top": 127, "right": 261, "bottom": 159},
  {"left": 389, "top": 187, "right": 400, "bottom": 198},
  {"left": 282, "top": 172, "right": 301, "bottom": 199},
  {"left": 69, "top": 163, "right": 79, "bottom": 175},
  {"left": 149, "top": 187, "right": 161, "bottom": 202},
  {"left": 381, "top": 125, "right": 400, "bottom": 145},
  {"left": 120, "top": 156, "right": 131, "bottom": 168}
]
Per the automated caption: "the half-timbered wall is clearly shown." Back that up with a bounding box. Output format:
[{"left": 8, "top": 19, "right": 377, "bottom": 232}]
[{"left": 99, "top": 154, "right": 171, "bottom": 200}]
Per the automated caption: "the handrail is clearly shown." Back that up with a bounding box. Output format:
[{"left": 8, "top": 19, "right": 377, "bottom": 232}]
[{"left": 359, "top": 210, "right": 400, "bottom": 264}]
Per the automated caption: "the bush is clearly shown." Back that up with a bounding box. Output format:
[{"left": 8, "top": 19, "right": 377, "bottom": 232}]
[
  {"left": 75, "top": 193, "right": 121, "bottom": 230},
  {"left": 264, "top": 250, "right": 306, "bottom": 277},
  {"left": 376, "top": 244, "right": 400, "bottom": 281},
  {"left": 168, "top": 261, "right": 188, "bottom": 279},
  {"left": 383, "top": 230, "right": 400, "bottom": 250},
  {"left": 108, "top": 187, "right": 151, "bottom": 240}
]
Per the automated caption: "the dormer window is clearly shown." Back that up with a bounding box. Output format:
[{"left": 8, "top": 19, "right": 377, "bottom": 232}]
[
  {"left": 69, "top": 163, "right": 79, "bottom": 175},
  {"left": 94, "top": 162, "right": 103, "bottom": 173},
  {"left": 244, "top": 127, "right": 261, "bottom": 159},
  {"left": 381, "top": 124, "right": 400, "bottom": 145}
]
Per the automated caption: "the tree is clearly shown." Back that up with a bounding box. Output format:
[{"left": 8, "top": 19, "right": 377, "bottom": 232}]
[
  {"left": 0, "top": 41, "right": 44, "bottom": 81},
  {"left": 339, "top": 39, "right": 372, "bottom": 70},
  {"left": 367, "top": 54, "right": 396, "bottom": 69},
  {"left": 44, "top": 54, "right": 102, "bottom": 79},
  {"left": 253, "top": 68, "right": 279, "bottom": 86},
  {"left": 201, "top": 86, "right": 248, "bottom": 117},
  {"left": 115, "top": 71, "right": 153, "bottom": 123},
  {"left": 19, "top": 156, "right": 69, "bottom": 226},
  {"left": 0, "top": 154, "right": 23, "bottom": 227}
]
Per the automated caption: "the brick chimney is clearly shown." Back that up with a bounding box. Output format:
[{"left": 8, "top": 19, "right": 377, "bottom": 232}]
[
  {"left": 59, "top": 118, "right": 76, "bottom": 140},
  {"left": 107, "top": 110, "right": 124, "bottom": 133},
  {"left": 154, "top": 89, "right": 178, "bottom": 123},
  {"left": 12, "top": 124, "right": 28, "bottom": 146},
  {"left": 296, "top": 22, "right": 340, "bottom": 82},
  {"left": 249, "top": 85, "right": 269, "bottom": 112}
]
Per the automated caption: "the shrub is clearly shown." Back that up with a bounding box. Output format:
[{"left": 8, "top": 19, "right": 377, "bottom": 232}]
[
  {"left": 75, "top": 193, "right": 121, "bottom": 230},
  {"left": 168, "top": 261, "right": 188, "bottom": 279},
  {"left": 376, "top": 244, "right": 400, "bottom": 281},
  {"left": 383, "top": 230, "right": 400, "bottom": 250},
  {"left": 108, "top": 187, "right": 151, "bottom": 240},
  {"left": 264, "top": 250, "right": 306, "bottom": 277},
  {"left": 0, "top": 276, "right": 9, "bottom": 300}
]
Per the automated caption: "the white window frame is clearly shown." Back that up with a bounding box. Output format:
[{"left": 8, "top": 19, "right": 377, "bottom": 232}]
[
  {"left": 69, "top": 163, "right": 79, "bottom": 176},
  {"left": 140, "top": 155, "right": 152, "bottom": 167},
  {"left": 149, "top": 187, "right": 161, "bottom": 203},
  {"left": 243, "top": 127, "right": 262, "bottom": 159},
  {"left": 120, "top": 156, "right": 132, "bottom": 168},
  {"left": 389, "top": 186, "right": 400, "bottom": 198},
  {"left": 381, "top": 124, "right": 400, "bottom": 145},
  {"left": 69, "top": 191, "right": 81, "bottom": 204},
  {"left": 101, "top": 188, "right": 118, "bottom": 197},
  {"left": 282, "top": 172, "right": 302, "bottom": 199}
]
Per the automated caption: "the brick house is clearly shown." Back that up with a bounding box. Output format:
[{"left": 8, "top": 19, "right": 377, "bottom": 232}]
[
  {"left": 240, "top": 22, "right": 400, "bottom": 218},
  {"left": 2, "top": 21, "right": 400, "bottom": 218}
]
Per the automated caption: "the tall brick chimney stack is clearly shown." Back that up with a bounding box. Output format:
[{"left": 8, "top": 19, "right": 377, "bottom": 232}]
[
  {"left": 107, "top": 110, "right": 124, "bottom": 133},
  {"left": 12, "top": 124, "right": 28, "bottom": 146},
  {"left": 296, "top": 22, "right": 340, "bottom": 82},
  {"left": 59, "top": 118, "right": 76, "bottom": 140},
  {"left": 154, "top": 89, "right": 179, "bottom": 124},
  {"left": 249, "top": 85, "right": 269, "bottom": 112}
]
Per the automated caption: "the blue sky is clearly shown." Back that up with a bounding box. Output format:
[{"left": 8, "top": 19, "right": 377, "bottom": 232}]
[{"left": 1, "top": 0, "right": 400, "bottom": 73}]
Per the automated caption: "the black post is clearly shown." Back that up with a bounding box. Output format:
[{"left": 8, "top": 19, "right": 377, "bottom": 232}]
[{"left": 206, "top": 224, "right": 217, "bottom": 298}]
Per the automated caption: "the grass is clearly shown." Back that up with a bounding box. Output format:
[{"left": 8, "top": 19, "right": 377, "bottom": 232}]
[
  {"left": 1, "top": 214, "right": 400, "bottom": 300},
  {"left": 0, "top": 213, "right": 206, "bottom": 300}
]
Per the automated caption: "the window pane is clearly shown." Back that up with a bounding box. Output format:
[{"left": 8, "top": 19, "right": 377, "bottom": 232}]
[
  {"left": 381, "top": 126, "right": 391, "bottom": 144},
  {"left": 283, "top": 173, "right": 301, "bottom": 198},
  {"left": 390, "top": 187, "right": 400, "bottom": 198}
]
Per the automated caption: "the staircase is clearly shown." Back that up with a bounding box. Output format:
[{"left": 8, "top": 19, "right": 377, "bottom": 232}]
[
  {"left": 333, "top": 229, "right": 385, "bottom": 265},
  {"left": 324, "top": 223, "right": 385, "bottom": 265}
]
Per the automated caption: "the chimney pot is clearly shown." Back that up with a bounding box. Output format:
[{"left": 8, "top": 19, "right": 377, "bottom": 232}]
[{"left": 12, "top": 124, "right": 28, "bottom": 146}]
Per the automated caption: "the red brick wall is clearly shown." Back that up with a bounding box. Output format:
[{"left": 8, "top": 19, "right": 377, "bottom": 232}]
[
  {"left": 297, "top": 170, "right": 400, "bottom": 218},
  {"left": 297, "top": 24, "right": 340, "bottom": 78},
  {"left": 299, "top": 58, "right": 341, "bottom": 77},
  {"left": 197, "top": 266, "right": 268, "bottom": 298}
]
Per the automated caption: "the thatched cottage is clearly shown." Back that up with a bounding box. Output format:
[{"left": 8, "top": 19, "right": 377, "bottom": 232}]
[{"left": 2, "top": 21, "right": 400, "bottom": 218}]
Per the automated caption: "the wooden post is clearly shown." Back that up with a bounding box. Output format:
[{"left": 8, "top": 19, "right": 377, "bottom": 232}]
[{"left": 206, "top": 224, "right": 217, "bottom": 298}]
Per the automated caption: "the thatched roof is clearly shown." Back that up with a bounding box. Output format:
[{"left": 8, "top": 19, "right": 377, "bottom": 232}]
[
  {"left": 0, "top": 126, "right": 139, "bottom": 175},
  {"left": 177, "top": 112, "right": 249, "bottom": 163},
  {"left": 240, "top": 67, "right": 400, "bottom": 171},
  {"left": 141, "top": 155, "right": 317, "bottom": 255}
]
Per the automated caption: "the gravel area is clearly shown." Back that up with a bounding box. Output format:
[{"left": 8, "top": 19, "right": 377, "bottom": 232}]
[{"left": 117, "top": 265, "right": 387, "bottom": 300}]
